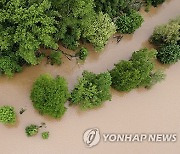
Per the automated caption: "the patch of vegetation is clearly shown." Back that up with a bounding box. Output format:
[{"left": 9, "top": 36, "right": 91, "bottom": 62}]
[
  {"left": 110, "top": 48, "right": 164, "bottom": 91},
  {"left": 82, "top": 12, "right": 116, "bottom": 51},
  {"left": 70, "top": 71, "right": 112, "bottom": 110},
  {"left": 0, "top": 56, "right": 22, "bottom": 77},
  {"left": 76, "top": 47, "right": 89, "bottom": 61},
  {"left": 42, "top": 131, "right": 49, "bottom": 139},
  {"left": 48, "top": 50, "right": 62, "bottom": 65},
  {"left": 157, "top": 44, "right": 180, "bottom": 64},
  {"left": 150, "top": 17, "right": 180, "bottom": 46},
  {"left": 25, "top": 124, "right": 39, "bottom": 137},
  {"left": 94, "top": 0, "right": 143, "bottom": 18},
  {"left": 0, "top": 0, "right": 58, "bottom": 67},
  {"left": 0, "top": 106, "right": 16, "bottom": 124},
  {"left": 30, "top": 74, "right": 70, "bottom": 118},
  {"left": 115, "top": 10, "right": 144, "bottom": 34},
  {"left": 150, "top": 17, "right": 180, "bottom": 64},
  {"left": 145, "top": 70, "right": 166, "bottom": 89},
  {"left": 143, "top": 0, "right": 166, "bottom": 11}
]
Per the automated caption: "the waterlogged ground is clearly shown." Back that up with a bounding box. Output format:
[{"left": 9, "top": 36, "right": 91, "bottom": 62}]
[{"left": 0, "top": 0, "right": 180, "bottom": 154}]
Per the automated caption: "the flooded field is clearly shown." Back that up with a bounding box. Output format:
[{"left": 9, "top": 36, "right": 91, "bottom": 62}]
[{"left": 0, "top": 0, "right": 180, "bottom": 153}]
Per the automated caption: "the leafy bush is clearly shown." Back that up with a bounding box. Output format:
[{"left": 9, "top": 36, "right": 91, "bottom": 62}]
[
  {"left": 150, "top": 17, "right": 180, "bottom": 46},
  {"left": 130, "top": 48, "right": 156, "bottom": 87},
  {"left": 157, "top": 44, "right": 180, "bottom": 64},
  {"left": 76, "top": 47, "right": 89, "bottom": 61},
  {"left": 110, "top": 48, "right": 162, "bottom": 91},
  {"left": 25, "top": 124, "right": 39, "bottom": 137},
  {"left": 82, "top": 12, "right": 116, "bottom": 51},
  {"left": 30, "top": 74, "right": 70, "bottom": 118},
  {"left": 70, "top": 71, "right": 112, "bottom": 110},
  {"left": 145, "top": 70, "right": 165, "bottom": 89},
  {"left": 115, "top": 10, "right": 144, "bottom": 34},
  {"left": 42, "top": 131, "right": 49, "bottom": 139},
  {"left": 0, "top": 106, "right": 16, "bottom": 124},
  {"left": 49, "top": 50, "right": 62, "bottom": 65},
  {"left": 110, "top": 60, "right": 142, "bottom": 91}
]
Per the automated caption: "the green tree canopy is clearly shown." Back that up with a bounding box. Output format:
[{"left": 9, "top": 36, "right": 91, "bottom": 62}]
[
  {"left": 70, "top": 71, "right": 112, "bottom": 110},
  {"left": 30, "top": 74, "right": 70, "bottom": 118}
]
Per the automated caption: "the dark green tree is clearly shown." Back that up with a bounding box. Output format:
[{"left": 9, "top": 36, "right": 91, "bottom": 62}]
[
  {"left": 115, "top": 10, "right": 144, "bottom": 34},
  {"left": 70, "top": 71, "right": 112, "bottom": 110},
  {"left": 150, "top": 17, "right": 180, "bottom": 46},
  {"left": 30, "top": 74, "right": 70, "bottom": 118},
  {"left": 110, "top": 48, "right": 163, "bottom": 91},
  {"left": 157, "top": 44, "right": 180, "bottom": 64}
]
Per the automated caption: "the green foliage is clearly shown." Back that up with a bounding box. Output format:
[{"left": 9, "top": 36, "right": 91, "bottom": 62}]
[
  {"left": 130, "top": 48, "right": 157, "bottom": 87},
  {"left": 0, "top": 106, "right": 16, "bottom": 124},
  {"left": 94, "top": 0, "right": 142, "bottom": 18},
  {"left": 42, "top": 131, "right": 49, "bottom": 139},
  {"left": 0, "top": 0, "right": 120, "bottom": 77},
  {"left": 110, "top": 48, "right": 162, "bottom": 91},
  {"left": 76, "top": 47, "right": 89, "bottom": 61},
  {"left": 25, "top": 124, "right": 39, "bottom": 137},
  {"left": 51, "top": 0, "right": 95, "bottom": 50},
  {"left": 145, "top": 70, "right": 165, "bottom": 89},
  {"left": 0, "top": 0, "right": 58, "bottom": 65},
  {"left": 49, "top": 50, "right": 62, "bottom": 65},
  {"left": 150, "top": 17, "right": 180, "bottom": 46},
  {"left": 157, "top": 44, "right": 180, "bottom": 64},
  {"left": 115, "top": 10, "right": 144, "bottom": 34},
  {"left": 82, "top": 12, "right": 116, "bottom": 51},
  {"left": 144, "top": 0, "right": 165, "bottom": 7},
  {"left": 0, "top": 56, "right": 22, "bottom": 77},
  {"left": 30, "top": 74, "right": 70, "bottom": 118},
  {"left": 110, "top": 60, "right": 142, "bottom": 91},
  {"left": 70, "top": 71, "right": 112, "bottom": 110}
]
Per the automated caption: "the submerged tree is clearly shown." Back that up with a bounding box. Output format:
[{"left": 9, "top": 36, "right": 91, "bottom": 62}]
[
  {"left": 0, "top": 106, "right": 16, "bottom": 125},
  {"left": 70, "top": 71, "right": 112, "bottom": 110},
  {"left": 30, "top": 74, "right": 70, "bottom": 118},
  {"left": 115, "top": 10, "right": 144, "bottom": 34},
  {"left": 157, "top": 44, "right": 180, "bottom": 64},
  {"left": 110, "top": 48, "right": 165, "bottom": 91},
  {"left": 150, "top": 17, "right": 180, "bottom": 46}
]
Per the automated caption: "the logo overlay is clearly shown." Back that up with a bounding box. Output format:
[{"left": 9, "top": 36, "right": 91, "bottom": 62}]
[
  {"left": 83, "top": 128, "right": 101, "bottom": 148},
  {"left": 83, "top": 128, "right": 177, "bottom": 148}
]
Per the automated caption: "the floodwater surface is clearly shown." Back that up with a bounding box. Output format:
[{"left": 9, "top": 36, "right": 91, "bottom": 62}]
[{"left": 0, "top": 0, "right": 180, "bottom": 154}]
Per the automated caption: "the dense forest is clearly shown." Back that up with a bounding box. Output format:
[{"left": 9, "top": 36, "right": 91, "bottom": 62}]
[{"left": 0, "top": 0, "right": 167, "bottom": 77}]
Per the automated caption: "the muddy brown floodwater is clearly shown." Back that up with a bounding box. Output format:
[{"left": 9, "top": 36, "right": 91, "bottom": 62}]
[{"left": 0, "top": 0, "right": 180, "bottom": 154}]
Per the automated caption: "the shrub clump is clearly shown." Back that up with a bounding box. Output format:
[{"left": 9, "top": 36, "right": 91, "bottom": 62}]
[
  {"left": 42, "top": 131, "right": 49, "bottom": 139},
  {"left": 30, "top": 74, "right": 70, "bottom": 118},
  {"left": 145, "top": 70, "right": 166, "bottom": 89},
  {"left": 0, "top": 56, "right": 22, "bottom": 77},
  {"left": 110, "top": 48, "right": 164, "bottom": 91},
  {"left": 115, "top": 10, "right": 144, "bottom": 34},
  {"left": 0, "top": 106, "right": 16, "bottom": 124},
  {"left": 25, "top": 124, "right": 39, "bottom": 137},
  {"left": 70, "top": 71, "right": 112, "bottom": 110},
  {"left": 48, "top": 50, "right": 62, "bottom": 65},
  {"left": 150, "top": 17, "right": 180, "bottom": 46},
  {"left": 76, "top": 47, "right": 89, "bottom": 61},
  {"left": 82, "top": 12, "right": 116, "bottom": 51},
  {"left": 157, "top": 44, "right": 180, "bottom": 64},
  {"left": 145, "top": 0, "right": 166, "bottom": 7}
]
